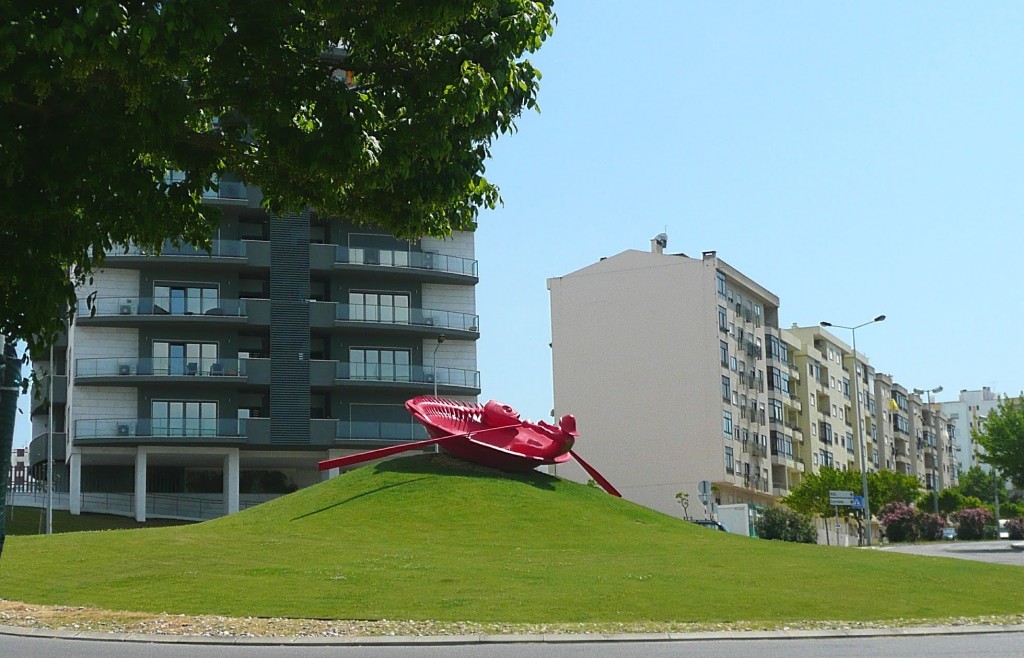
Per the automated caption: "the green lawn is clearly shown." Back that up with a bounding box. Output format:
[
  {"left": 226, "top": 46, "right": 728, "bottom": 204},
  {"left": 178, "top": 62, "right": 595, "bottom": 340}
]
[
  {"left": 2, "top": 454, "right": 1022, "bottom": 624},
  {"left": 4, "top": 506, "right": 192, "bottom": 535}
]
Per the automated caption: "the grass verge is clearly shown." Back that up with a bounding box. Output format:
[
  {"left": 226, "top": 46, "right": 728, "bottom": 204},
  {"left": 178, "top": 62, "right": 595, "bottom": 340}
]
[{"left": 2, "top": 455, "right": 1023, "bottom": 625}]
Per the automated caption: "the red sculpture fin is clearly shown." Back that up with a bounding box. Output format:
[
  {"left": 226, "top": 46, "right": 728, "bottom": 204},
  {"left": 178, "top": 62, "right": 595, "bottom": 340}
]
[
  {"left": 569, "top": 449, "right": 622, "bottom": 497},
  {"left": 318, "top": 423, "right": 524, "bottom": 472}
]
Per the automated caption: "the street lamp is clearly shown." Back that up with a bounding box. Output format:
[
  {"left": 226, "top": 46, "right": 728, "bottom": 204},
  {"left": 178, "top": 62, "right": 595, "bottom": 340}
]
[
  {"left": 913, "top": 386, "right": 943, "bottom": 514},
  {"left": 820, "top": 314, "right": 885, "bottom": 546},
  {"left": 432, "top": 335, "right": 446, "bottom": 397}
]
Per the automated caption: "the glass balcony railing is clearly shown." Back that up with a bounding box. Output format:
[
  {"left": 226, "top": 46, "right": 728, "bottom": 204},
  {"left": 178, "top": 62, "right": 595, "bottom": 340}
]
[
  {"left": 334, "top": 304, "right": 478, "bottom": 332},
  {"left": 336, "top": 421, "right": 430, "bottom": 442},
  {"left": 75, "top": 418, "right": 244, "bottom": 439},
  {"left": 334, "top": 246, "right": 478, "bottom": 277},
  {"left": 77, "top": 297, "right": 247, "bottom": 318},
  {"left": 107, "top": 239, "right": 246, "bottom": 258},
  {"left": 76, "top": 357, "right": 246, "bottom": 378},
  {"left": 165, "top": 170, "right": 248, "bottom": 200},
  {"left": 334, "top": 363, "right": 480, "bottom": 389}
]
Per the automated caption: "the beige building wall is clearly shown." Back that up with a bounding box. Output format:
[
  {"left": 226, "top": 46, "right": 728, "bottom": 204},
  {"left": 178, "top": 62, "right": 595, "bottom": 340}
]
[{"left": 549, "top": 248, "right": 779, "bottom": 517}]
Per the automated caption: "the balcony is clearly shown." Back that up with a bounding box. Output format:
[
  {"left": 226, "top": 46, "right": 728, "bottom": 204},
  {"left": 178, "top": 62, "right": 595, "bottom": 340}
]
[
  {"left": 335, "top": 420, "right": 430, "bottom": 445},
  {"left": 334, "top": 362, "right": 481, "bottom": 393},
  {"left": 30, "top": 374, "right": 67, "bottom": 415},
  {"left": 102, "top": 239, "right": 249, "bottom": 272},
  {"left": 334, "top": 304, "right": 479, "bottom": 339},
  {"left": 29, "top": 432, "right": 67, "bottom": 467},
  {"left": 74, "top": 418, "right": 246, "bottom": 443},
  {"left": 332, "top": 246, "right": 478, "bottom": 283},
  {"left": 75, "top": 357, "right": 252, "bottom": 385},
  {"left": 76, "top": 297, "right": 251, "bottom": 328}
]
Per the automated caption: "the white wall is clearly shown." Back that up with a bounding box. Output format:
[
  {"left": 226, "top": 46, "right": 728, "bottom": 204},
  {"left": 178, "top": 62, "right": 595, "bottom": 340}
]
[
  {"left": 421, "top": 283, "right": 476, "bottom": 315},
  {"left": 421, "top": 230, "right": 474, "bottom": 260},
  {"left": 77, "top": 268, "right": 141, "bottom": 305}
]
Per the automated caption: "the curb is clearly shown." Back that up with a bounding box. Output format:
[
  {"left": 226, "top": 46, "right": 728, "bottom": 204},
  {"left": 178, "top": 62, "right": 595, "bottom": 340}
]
[{"left": 3, "top": 623, "right": 1024, "bottom": 646}]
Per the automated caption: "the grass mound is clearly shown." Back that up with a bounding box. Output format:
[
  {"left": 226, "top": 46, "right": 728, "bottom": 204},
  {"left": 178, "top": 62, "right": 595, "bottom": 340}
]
[{"left": 2, "top": 454, "right": 1022, "bottom": 624}]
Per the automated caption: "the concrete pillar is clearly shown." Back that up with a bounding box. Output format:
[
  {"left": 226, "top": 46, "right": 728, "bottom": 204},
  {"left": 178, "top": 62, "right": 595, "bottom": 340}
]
[
  {"left": 134, "top": 448, "right": 147, "bottom": 522},
  {"left": 223, "top": 449, "right": 239, "bottom": 515},
  {"left": 69, "top": 450, "right": 81, "bottom": 515},
  {"left": 324, "top": 449, "right": 344, "bottom": 480}
]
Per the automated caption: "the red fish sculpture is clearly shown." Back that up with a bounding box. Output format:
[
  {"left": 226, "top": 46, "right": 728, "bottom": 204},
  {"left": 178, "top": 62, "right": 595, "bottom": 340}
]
[{"left": 317, "top": 396, "right": 621, "bottom": 497}]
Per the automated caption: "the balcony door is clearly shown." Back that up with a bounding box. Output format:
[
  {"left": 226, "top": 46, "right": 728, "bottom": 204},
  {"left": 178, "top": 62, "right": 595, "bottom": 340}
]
[
  {"left": 153, "top": 341, "right": 218, "bottom": 375},
  {"left": 349, "top": 292, "right": 410, "bottom": 324},
  {"left": 152, "top": 400, "right": 218, "bottom": 437},
  {"left": 350, "top": 348, "right": 410, "bottom": 382}
]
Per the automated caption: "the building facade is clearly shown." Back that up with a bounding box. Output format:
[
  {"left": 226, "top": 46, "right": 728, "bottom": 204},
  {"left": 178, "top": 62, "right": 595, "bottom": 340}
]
[
  {"left": 941, "top": 387, "right": 1003, "bottom": 474},
  {"left": 29, "top": 186, "right": 480, "bottom": 521},
  {"left": 549, "top": 240, "right": 963, "bottom": 527},
  {"left": 548, "top": 244, "right": 784, "bottom": 517}
]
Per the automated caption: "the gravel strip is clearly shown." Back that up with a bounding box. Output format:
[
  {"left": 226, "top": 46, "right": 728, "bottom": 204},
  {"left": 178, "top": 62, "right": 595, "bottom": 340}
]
[{"left": 3, "top": 600, "right": 1024, "bottom": 638}]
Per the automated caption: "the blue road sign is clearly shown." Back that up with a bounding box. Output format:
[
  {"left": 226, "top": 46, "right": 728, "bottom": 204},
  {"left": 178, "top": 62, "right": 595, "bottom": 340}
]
[{"left": 850, "top": 495, "right": 864, "bottom": 510}]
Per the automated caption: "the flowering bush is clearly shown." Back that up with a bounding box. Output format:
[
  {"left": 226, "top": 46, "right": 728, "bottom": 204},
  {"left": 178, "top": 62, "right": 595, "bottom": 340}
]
[
  {"left": 879, "top": 502, "right": 918, "bottom": 543},
  {"left": 954, "top": 508, "right": 993, "bottom": 540},
  {"left": 914, "top": 513, "right": 947, "bottom": 541},
  {"left": 1006, "top": 517, "right": 1024, "bottom": 540}
]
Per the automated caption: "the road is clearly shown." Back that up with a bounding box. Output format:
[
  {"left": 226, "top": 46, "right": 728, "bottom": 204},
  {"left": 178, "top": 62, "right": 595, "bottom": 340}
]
[
  {"left": 3, "top": 630, "right": 1024, "bottom": 658},
  {"left": 880, "top": 540, "right": 1024, "bottom": 566}
]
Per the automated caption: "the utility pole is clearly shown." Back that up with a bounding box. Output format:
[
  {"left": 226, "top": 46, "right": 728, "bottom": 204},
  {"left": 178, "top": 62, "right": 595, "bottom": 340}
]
[{"left": 0, "top": 338, "right": 23, "bottom": 559}]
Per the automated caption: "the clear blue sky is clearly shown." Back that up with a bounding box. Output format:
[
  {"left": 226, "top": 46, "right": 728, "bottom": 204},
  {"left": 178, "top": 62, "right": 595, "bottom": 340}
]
[{"left": 13, "top": 2, "right": 1024, "bottom": 447}]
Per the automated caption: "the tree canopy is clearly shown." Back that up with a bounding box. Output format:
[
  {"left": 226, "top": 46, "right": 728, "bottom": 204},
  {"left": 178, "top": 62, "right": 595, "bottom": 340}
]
[
  {"left": 972, "top": 397, "right": 1024, "bottom": 488},
  {"left": 0, "top": 1, "right": 555, "bottom": 353}
]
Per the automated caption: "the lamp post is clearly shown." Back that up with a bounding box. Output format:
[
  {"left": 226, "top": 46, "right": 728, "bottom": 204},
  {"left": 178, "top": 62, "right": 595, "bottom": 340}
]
[
  {"left": 432, "top": 335, "right": 446, "bottom": 397},
  {"left": 820, "top": 314, "right": 885, "bottom": 546},
  {"left": 913, "top": 386, "right": 943, "bottom": 515}
]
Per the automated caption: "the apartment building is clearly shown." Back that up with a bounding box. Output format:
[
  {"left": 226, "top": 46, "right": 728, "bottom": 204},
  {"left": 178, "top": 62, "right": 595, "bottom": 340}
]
[
  {"left": 548, "top": 238, "right": 965, "bottom": 526},
  {"left": 7, "top": 447, "right": 32, "bottom": 492},
  {"left": 28, "top": 184, "right": 480, "bottom": 521},
  {"left": 941, "top": 387, "right": 1003, "bottom": 473},
  {"left": 548, "top": 241, "right": 786, "bottom": 517}
]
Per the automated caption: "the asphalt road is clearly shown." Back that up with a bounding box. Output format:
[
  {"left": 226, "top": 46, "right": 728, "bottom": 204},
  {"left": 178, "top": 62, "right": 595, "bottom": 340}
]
[
  {"left": 3, "top": 630, "right": 1024, "bottom": 658},
  {"left": 880, "top": 540, "right": 1024, "bottom": 566}
]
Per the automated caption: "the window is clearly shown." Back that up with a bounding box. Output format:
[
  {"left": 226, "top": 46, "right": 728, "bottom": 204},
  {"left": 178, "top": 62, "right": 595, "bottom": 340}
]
[
  {"left": 722, "top": 376, "right": 731, "bottom": 401},
  {"left": 842, "top": 378, "right": 851, "bottom": 399},
  {"left": 717, "top": 271, "right": 727, "bottom": 298},
  {"left": 152, "top": 400, "right": 218, "bottom": 437},
  {"left": 153, "top": 341, "right": 217, "bottom": 375},
  {"left": 350, "top": 348, "right": 411, "bottom": 381},
  {"left": 720, "top": 340, "right": 729, "bottom": 367},
  {"left": 820, "top": 422, "right": 833, "bottom": 444},
  {"left": 730, "top": 356, "right": 737, "bottom": 372},
  {"left": 770, "top": 399, "right": 783, "bottom": 422},
  {"left": 725, "top": 446, "right": 735, "bottom": 474},
  {"left": 723, "top": 410, "right": 733, "bottom": 438},
  {"left": 154, "top": 284, "right": 218, "bottom": 315},
  {"left": 349, "top": 291, "right": 410, "bottom": 324}
]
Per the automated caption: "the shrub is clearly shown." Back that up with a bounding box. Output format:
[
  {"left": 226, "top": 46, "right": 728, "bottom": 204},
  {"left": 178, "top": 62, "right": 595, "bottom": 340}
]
[
  {"left": 879, "top": 502, "right": 918, "bottom": 543},
  {"left": 954, "top": 508, "right": 993, "bottom": 540},
  {"left": 755, "top": 507, "right": 817, "bottom": 544},
  {"left": 1005, "top": 517, "right": 1024, "bottom": 540},
  {"left": 914, "top": 513, "right": 946, "bottom": 541}
]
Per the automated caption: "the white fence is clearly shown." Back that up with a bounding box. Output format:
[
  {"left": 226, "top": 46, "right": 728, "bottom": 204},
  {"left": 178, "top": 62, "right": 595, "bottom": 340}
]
[{"left": 7, "top": 491, "right": 278, "bottom": 521}]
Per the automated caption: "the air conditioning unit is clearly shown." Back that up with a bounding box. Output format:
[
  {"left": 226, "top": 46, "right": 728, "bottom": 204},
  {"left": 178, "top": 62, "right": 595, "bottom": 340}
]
[
  {"left": 119, "top": 303, "right": 132, "bottom": 315},
  {"left": 118, "top": 364, "right": 131, "bottom": 375},
  {"left": 117, "top": 424, "right": 131, "bottom": 436},
  {"left": 423, "top": 317, "right": 434, "bottom": 326}
]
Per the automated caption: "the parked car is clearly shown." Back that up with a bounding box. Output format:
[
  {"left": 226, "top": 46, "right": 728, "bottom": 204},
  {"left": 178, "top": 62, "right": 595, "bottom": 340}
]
[
  {"left": 691, "top": 519, "right": 728, "bottom": 532},
  {"left": 942, "top": 527, "right": 957, "bottom": 540}
]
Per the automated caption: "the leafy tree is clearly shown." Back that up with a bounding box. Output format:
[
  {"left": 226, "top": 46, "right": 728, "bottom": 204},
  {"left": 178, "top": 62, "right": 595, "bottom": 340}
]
[
  {"left": 782, "top": 467, "right": 860, "bottom": 544},
  {"left": 1006, "top": 518, "right": 1024, "bottom": 541},
  {"left": 936, "top": 488, "right": 965, "bottom": 516},
  {"left": 0, "top": 1, "right": 556, "bottom": 352},
  {"left": 972, "top": 396, "right": 1024, "bottom": 488},
  {"left": 755, "top": 507, "right": 817, "bottom": 544},
  {"left": 867, "top": 470, "right": 922, "bottom": 511},
  {"left": 957, "top": 465, "right": 1010, "bottom": 505}
]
